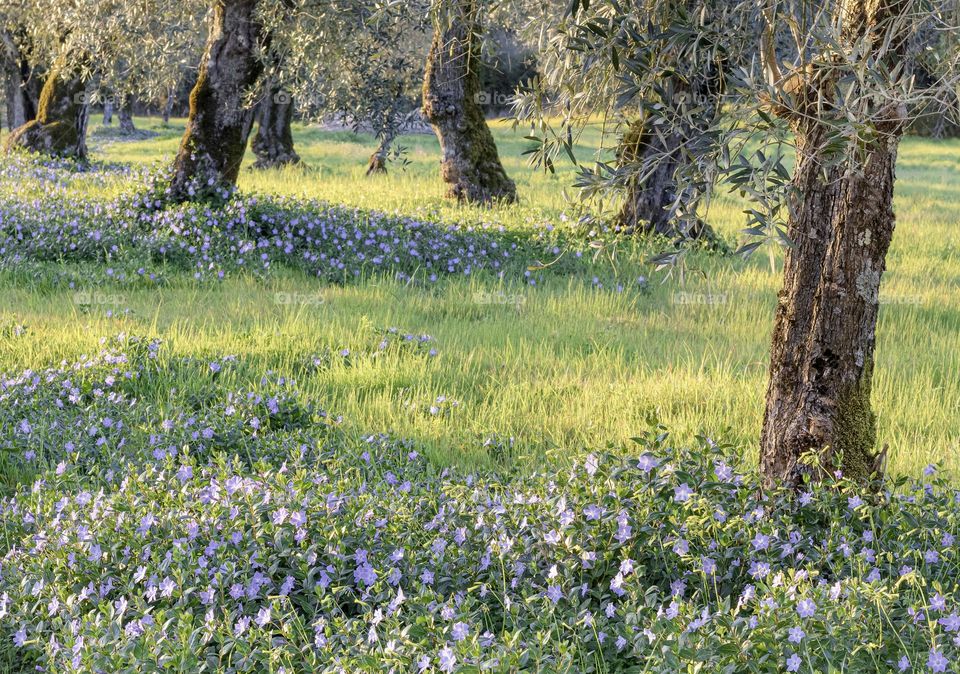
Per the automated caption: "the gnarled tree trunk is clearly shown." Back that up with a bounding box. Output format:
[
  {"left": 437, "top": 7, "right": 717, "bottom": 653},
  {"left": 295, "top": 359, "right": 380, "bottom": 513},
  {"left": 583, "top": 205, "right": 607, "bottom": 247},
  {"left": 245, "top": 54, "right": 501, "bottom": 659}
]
[
  {"left": 169, "top": 0, "right": 263, "bottom": 199},
  {"left": 251, "top": 81, "right": 299, "bottom": 169},
  {"left": 615, "top": 57, "right": 722, "bottom": 241},
  {"left": 422, "top": 0, "right": 516, "bottom": 204},
  {"left": 759, "top": 0, "right": 906, "bottom": 487},
  {"left": 102, "top": 98, "right": 113, "bottom": 125},
  {"left": 5, "top": 58, "right": 88, "bottom": 160},
  {"left": 616, "top": 120, "right": 683, "bottom": 235}
]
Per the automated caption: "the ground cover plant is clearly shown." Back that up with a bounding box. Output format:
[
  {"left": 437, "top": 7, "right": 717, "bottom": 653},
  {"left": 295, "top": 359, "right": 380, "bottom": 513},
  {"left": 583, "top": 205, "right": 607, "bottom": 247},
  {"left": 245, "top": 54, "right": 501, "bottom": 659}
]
[
  {"left": 1, "top": 0, "right": 960, "bottom": 667},
  {"left": 0, "top": 119, "right": 955, "bottom": 672},
  {"left": 2, "top": 334, "right": 960, "bottom": 673}
]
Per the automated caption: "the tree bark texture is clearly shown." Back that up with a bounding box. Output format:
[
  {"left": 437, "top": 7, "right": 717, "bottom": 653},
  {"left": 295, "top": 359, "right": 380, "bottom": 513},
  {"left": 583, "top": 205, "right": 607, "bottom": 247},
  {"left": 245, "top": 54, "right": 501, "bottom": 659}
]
[
  {"left": 118, "top": 94, "right": 136, "bottom": 134},
  {"left": 614, "top": 57, "right": 722, "bottom": 241},
  {"left": 759, "top": 0, "right": 907, "bottom": 486},
  {"left": 422, "top": 0, "right": 516, "bottom": 204},
  {"left": 615, "top": 120, "right": 683, "bottom": 236},
  {"left": 169, "top": 0, "right": 263, "bottom": 199},
  {"left": 251, "top": 81, "right": 299, "bottom": 169}
]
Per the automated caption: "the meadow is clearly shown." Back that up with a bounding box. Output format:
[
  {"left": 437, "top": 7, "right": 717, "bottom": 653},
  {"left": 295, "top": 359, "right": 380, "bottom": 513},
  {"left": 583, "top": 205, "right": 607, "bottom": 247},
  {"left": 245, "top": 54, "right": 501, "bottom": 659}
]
[
  {"left": 2, "top": 117, "right": 960, "bottom": 673},
  {"left": 1, "top": 117, "right": 957, "bottom": 482}
]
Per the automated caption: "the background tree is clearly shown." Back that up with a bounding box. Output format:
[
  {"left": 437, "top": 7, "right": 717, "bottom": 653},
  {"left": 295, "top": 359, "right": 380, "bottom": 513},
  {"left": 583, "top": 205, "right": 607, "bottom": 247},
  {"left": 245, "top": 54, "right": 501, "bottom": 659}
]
[
  {"left": 2, "top": 0, "right": 206, "bottom": 157},
  {"left": 514, "top": 0, "right": 747, "bottom": 242},
  {"left": 422, "top": 0, "right": 517, "bottom": 203},
  {"left": 168, "top": 0, "right": 267, "bottom": 199},
  {"left": 250, "top": 79, "right": 300, "bottom": 169},
  {"left": 0, "top": 23, "right": 38, "bottom": 131},
  {"left": 274, "top": 0, "right": 428, "bottom": 176}
]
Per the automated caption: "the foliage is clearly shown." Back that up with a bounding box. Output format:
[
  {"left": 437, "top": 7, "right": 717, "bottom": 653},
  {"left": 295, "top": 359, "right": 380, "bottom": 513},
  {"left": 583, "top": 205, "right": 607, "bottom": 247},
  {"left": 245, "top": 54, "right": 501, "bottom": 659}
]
[
  {"left": 273, "top": 0, "right": 430, "bottom": 152},
  {"left": 514, "top": 0, "right": 960, "bottom": 260}
]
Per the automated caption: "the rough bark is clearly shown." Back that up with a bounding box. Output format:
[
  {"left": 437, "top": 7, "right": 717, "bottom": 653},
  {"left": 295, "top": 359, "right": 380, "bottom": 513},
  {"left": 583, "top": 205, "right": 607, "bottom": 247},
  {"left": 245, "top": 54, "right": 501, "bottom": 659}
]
[
  {"left": 615, "top": 120, "right": 680, "bottom": 235},
  {"left": 5, "top": 59, "right": 88, "bottom": 160},
  {"left": 251, "top": 82, "right": 299, "bottom": 169},
  {"left": 422, "top": 0, "right": 516, "bottom": 204},
  {"left": 169, "top": 0, "right": 263, "bottom": 199},
  {"left": 366, "top": 130, "right": 396, "bottom": 176},
  {"left": 615, "top": 50, "right": 722, "bottom": 242},
  {"left": 102, "top": 99, "right": 113, "bottom": 125},
  {"left": 759, "top": 0, "right": 906, "bottom": 487}
]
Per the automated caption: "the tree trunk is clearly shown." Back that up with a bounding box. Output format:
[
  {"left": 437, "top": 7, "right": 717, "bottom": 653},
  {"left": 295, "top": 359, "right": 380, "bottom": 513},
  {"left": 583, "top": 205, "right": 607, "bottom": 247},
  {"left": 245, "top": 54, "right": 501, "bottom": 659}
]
[
  {"left": 366, "top": 130, "right": 396, "bottom": 176},
  {"left": 5, "top": 59, "right": 88, "bottom": 160},
  {"left": 422, "top": 0, "right": 516, "bottom": 204},
  {"left": 118, "top": 95, "right": 136, "bottom": 135},
  {"left": 616, "top": 120, "right": 682, "bottom": 235},
  {"left": 759, "top": 0, "right": 907, "bottom": 487},
  {"left": 1, "top": 30, "right": 37, "bottom": 132},
  {"left": 251, "top": 82, "right": 299, "bottom": 169},
  {"left": 102, "top": 98, "right": 113, "bottom": 125},
  {"left": 162, "top": 90, "right": 174, "bottom": 126},
  {"left": 614, "top": 55, "right": 722, "bottom": 242},
  {"left": 169, "top": 0, "right": 263, "bottom": 199}
]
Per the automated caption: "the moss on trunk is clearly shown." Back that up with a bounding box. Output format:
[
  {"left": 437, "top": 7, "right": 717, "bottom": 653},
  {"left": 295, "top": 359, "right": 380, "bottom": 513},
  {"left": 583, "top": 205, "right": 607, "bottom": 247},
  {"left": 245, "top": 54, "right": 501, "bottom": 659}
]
[
  {"left": 5, "top": 58, "right": 87, "bottom": 160},
  {"left": 169, "top": 0, "right": 264, "bottom": 199},
  {"left": 422, "top": 0, "right": 516, "bottom": 204}
]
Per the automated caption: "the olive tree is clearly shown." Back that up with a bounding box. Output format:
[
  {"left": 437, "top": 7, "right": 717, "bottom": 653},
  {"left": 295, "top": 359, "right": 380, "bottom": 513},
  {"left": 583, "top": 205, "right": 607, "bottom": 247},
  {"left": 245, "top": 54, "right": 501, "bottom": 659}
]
[
  {"left": 273, "top": 0, "right": 429, "bottom": 175},
  {"left": 521, "top": 0, "right": 959, "bottom": 486},
  {"left": 1, "top": 0, "right": 206, "bottom": 159},
  {"left": 422, "top": 0, "right": 517, "bottom": 203}
]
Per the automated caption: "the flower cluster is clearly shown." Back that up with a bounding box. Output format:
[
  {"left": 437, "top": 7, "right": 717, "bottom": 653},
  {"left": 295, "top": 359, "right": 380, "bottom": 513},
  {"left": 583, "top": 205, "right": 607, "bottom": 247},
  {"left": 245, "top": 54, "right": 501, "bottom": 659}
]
[
  {"left": 1, "top": 339, "right": 960, "bottom": 672},
  {"left": 0, "top": 157, "right": 554, "bottom": 289}
]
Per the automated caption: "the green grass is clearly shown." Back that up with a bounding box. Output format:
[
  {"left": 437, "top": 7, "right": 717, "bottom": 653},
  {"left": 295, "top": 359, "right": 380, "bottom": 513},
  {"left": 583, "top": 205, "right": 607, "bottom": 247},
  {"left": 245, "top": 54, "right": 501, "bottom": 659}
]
[{"left": 1, "top": 115, "right": 958, "bottom": 477}]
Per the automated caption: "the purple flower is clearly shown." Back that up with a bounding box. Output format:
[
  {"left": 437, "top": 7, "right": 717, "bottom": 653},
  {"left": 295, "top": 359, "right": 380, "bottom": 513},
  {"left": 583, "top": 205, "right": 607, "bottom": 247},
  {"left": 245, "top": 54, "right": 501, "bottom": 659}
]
[
  {"left": 927, "top": 648, "right": 949, "bottom": 673},
  {"left": 438, "top": 645, "right": 456, "bottom": 673},
  {"left": 451, "top": 622, "right": 469, "bottom": 642},
  {"left": 797, "top": 598, "right": 816, "bottom": 619},
  {"left": 674, "top": 483, "right": 693, "bottom": 503}
]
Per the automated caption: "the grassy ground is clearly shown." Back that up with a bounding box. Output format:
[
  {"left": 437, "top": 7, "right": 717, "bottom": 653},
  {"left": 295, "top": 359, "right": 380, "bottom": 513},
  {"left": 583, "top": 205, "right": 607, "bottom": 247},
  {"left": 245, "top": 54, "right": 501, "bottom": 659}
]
[{"left": 1, "top": 116, "right": 958, "bottom": 478}]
